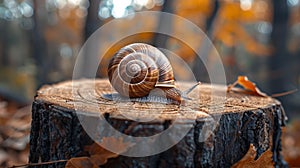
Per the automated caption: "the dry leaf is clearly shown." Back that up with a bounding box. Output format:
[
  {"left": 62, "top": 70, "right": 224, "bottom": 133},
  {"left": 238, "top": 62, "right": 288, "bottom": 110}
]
[
  {"left": 65, "top": 157, "right": 97, "bottom": 168},
  {"left": 83, "top": 142, "right": 118, "bottom": 166},
  {"left": 227, "top": 76, "right": 268, "bottom": 97},
  {"left": 90, "top": 154, "right": 117, "bottom": 166},
  {"left": 80, "top": 137, "right": 134, "bottom": 166},
  {"left": 66, "top": 145, "right": 117, "bottom": 167},
  {"left": 65, "top": 137, "right": 133, "bottom": 168},
  {"left": 0, "top": 103, "right": 31, "bottom": 167},
  {"left": 232, "top": 144, "right": 274, "bottom": 168},
  {"left": 282, "top": 121, "right": 300, "bottom": 167},
  {"left": 0, "top": 150, "right": 8, "bottom": 165},
  {"left": 97, "top": 136, "right": 133, "bottom": 154}
]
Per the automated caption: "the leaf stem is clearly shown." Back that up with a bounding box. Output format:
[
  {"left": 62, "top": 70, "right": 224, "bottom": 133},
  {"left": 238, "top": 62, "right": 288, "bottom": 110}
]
[{"left": 9, "top": 159, "right": 68, "bottom": 168}]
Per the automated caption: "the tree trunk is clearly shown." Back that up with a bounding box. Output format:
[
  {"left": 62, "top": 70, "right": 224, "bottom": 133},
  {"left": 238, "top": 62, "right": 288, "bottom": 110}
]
[
  {"left": 84, "top": 0, "right": 102, "bottom": 40},
  {"left": 152, "top": 0, "right": 174, "bottom": 48},
  {"left": 269, "top": 0, "right": 290, "bottom": 95},
  {"left": 191, "top": 0, "right": 219, "bottom": 83},
  {"left": 81, "top": 0, "right": 103, "bottom": 78},
  {"left": 32, "top": 0, "right": 49, "bottom": 87},
  {"left": 205, "top": 0, "right": 219, "bottom": 36},
  {"left": 29, "top": 79, "right": 287, "bottom": 167}
]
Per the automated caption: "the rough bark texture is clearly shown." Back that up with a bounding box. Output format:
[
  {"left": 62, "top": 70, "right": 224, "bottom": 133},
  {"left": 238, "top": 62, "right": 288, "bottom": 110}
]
[{"left": 29, "top": 79, "right": 287, "bottom": 167}]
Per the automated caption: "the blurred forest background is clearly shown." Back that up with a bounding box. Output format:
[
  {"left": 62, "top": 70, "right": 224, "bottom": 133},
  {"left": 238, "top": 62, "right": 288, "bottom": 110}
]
[{"left": 0, "top": 0, "right": 300, "bottom": 167}]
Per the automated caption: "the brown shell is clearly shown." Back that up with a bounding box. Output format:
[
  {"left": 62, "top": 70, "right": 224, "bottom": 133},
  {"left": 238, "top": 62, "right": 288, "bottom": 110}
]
[{"left": 108, "top": 43, "right": 175, "bottom": 98}]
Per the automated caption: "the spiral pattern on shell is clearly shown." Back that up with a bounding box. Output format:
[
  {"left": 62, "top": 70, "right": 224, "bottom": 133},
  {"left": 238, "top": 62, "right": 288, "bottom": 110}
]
[{"left": 108, "top": 43, "right": 175, "bottom": 98}]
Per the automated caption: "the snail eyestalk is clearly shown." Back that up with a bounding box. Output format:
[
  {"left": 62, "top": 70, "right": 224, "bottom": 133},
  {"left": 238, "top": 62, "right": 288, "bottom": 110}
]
[{"left": 181, "top": 82, "right": 201, "bottom": 100}]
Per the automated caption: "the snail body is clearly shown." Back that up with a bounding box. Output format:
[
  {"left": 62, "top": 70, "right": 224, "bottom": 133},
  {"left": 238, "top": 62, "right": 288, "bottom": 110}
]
[{"left": 105, "top": 43, "right": 198, "bottom": 105}]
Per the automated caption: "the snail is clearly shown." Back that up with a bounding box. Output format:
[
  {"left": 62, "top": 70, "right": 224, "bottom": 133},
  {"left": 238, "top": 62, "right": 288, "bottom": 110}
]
[{"left": 102, "top": 43, "right": 200, "bottom": 105}]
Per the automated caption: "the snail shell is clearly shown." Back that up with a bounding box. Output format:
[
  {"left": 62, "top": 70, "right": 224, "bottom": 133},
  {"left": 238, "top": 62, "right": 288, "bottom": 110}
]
[
  {"left": 106, "top": 43, "right": 200, "bottom": 104},
  {"left": 108, "top": 43, "right": 175, "bottom": 98}
]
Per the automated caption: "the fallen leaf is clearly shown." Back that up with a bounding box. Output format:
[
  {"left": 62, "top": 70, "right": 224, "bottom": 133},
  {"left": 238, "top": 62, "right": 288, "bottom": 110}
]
[
  {"left": 0, "top": 150, "right": 8, "bottom": 165},
  {"left": 0, "top": 103, "right": 31, "bottom": 167},
  {"left": 65, "top": 157, "right": 97, "bottom": 168},
  {"left": 83, "top": 143, "right": 118, "bottom": 166},
  {"left": 82, "top": 137, "right": 134, "bottom": 166},
  {"left": 97, "top": 136, "right": 133, "bottom": 154},
  {"left": 89, "top": 154, "right": 117, "bottom": 166},
  {"left": 231, "top": 144, "right": 274, "bottom": 168},
  {"left": 2, "top": 135, "right": 29, "bottom": 150},
  {"left": 282, "top": 121, "right": 300, "bottom": 167},
  {"left": 227, "top": 76, "right": 268, "bottom": 97}
]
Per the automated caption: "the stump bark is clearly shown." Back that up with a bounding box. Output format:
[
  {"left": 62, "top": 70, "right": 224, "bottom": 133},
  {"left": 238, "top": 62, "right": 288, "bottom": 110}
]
[{"left": 29, "top": 79, "right": 288, "bottom": 167}]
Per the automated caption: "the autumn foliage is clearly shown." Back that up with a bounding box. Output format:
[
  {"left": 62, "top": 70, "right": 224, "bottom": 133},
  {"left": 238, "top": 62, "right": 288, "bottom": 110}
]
[
  {"left": 232, "top": 144, "right": 274, "bottom": 168},
  {"left": 66, "top": 137, "right": 133, "bottom": 168}
]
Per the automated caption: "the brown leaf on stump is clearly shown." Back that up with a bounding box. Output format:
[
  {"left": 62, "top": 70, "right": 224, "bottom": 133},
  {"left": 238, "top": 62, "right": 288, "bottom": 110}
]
[
  {"left": 231, "top": 144, "right": 274, "bottom": 168},
  {"left": 227, "top": 76, "right": 268, "bottom": 97}
]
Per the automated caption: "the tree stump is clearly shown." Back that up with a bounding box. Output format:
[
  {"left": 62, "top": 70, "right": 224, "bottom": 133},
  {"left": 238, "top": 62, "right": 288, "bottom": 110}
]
[{"left": 29, "top": 79, "right": 287, "bottom": 167}]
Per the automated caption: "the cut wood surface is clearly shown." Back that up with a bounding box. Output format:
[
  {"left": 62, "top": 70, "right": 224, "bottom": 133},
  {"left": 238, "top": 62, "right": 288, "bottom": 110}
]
[{"left": 29, "top": 79, "right": 288, "bottom": 167}]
